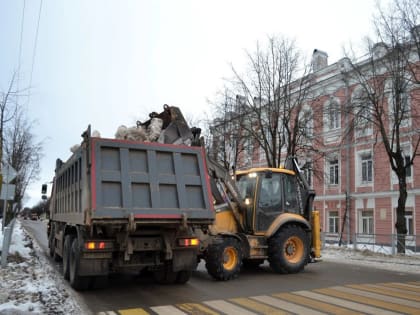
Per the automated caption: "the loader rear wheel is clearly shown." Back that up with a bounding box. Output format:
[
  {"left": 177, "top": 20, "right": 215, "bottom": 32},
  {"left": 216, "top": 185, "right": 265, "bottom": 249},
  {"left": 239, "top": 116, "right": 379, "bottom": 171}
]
[
  {"left": 205, "top": 237, "right": 242, "bottom": 281},
  {"left": 63, "top": 234, "right": 75, "bottom": 280},
  {"left": 69, "top": 238, "right": 91, "bottom": 290},
  {"left": 268, "top": 224, "right": 309, "bottom": 274}
]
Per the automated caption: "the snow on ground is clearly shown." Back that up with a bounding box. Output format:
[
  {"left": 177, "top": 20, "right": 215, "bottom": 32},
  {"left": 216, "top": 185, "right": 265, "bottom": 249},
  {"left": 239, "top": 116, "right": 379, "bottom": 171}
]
[
  {"left": 1, "top": 221, "right": 420, "bottom": 315},
  {"left": 322, "top": 243, "right": 420, "bottom": 274},
  {"left": 0, "top": 220, "right": 85, "bottom": 315}
]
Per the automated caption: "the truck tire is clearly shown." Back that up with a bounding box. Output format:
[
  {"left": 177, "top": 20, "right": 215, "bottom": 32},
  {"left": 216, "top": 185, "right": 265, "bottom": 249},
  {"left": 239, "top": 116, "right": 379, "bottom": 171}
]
[
  {"left": 48, "top": 225, "right": 55, "bottom": 258},
  {"left": 153, "top": 263, "right": 177, "bottom": 284},
  {"left": 205, "top": 237, "right": 242, "bottom": 281},
  {"left": 63, "top": 234, "right": 75, "bottom": 280},
  {"left": 268, "top": 224, "right": 309, "bottom": 274},
  {"left": 176, "top": 270, "right": 192, "bottom": 284},
  {"left": 69, "top": 238, "right": 91, "bottom": 290}
]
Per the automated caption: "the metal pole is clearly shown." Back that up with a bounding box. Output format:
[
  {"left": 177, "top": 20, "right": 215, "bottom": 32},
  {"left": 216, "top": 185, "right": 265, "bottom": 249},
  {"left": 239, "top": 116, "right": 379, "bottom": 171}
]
[{"left": 1, "top": 166, "right": 9, "bottom": 232}]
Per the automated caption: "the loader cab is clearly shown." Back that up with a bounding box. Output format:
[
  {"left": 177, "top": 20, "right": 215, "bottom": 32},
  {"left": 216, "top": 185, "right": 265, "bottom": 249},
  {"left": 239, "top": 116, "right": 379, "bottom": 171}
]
[{"left": 236, "top": 168, "right": 301, "bottom": 234}]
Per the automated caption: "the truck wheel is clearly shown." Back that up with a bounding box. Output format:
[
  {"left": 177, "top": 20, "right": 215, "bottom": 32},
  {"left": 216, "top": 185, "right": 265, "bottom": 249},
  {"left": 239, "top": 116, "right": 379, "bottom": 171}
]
[
  {"left": 242, "top": 258, "right": 264, "bottom": 269},
  {"left": 63, "top": 234, "right": 75, "bottom": 280},
  {"left": 205, "top": 237, "right": 242, "bottom": 281},
  {"left": 153, "top": 263, "right": 177, "bottom": 284},
  {"left": 176, "top": 270, "right": 192, "bottom": 284},
  {"left": 268, "top": 224, "right": 309, "bottom": 274},
  {"left": 48, "top": 225, "right": 55, "bottom": 258},
  {"left": 69, "top": 238, "right": 91, "bottom": 290}
]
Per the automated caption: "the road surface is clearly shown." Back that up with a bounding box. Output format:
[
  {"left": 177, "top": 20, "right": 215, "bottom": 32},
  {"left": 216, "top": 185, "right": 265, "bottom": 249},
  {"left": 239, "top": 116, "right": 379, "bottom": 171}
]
[{"left": 21, "top": 219, "right": 420, "bottom": 315}]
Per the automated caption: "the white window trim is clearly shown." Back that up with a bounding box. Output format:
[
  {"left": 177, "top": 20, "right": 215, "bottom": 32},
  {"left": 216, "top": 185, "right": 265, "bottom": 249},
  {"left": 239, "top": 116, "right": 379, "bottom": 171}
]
[
  {"left": 326, "top": 156, "right": 340, "bottom": 187},
  {"left": 356, "top": 149, "right": 374, "bottom": 187}
]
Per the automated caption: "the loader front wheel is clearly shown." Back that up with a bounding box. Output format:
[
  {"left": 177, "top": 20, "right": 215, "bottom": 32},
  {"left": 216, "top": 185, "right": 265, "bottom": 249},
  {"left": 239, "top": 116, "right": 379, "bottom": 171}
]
[
  {"left": 205, "top": 237, "right": 242, "bottom": 281},
  {"left": 268, "top": 224, "right": 309, "bottom": 274}
]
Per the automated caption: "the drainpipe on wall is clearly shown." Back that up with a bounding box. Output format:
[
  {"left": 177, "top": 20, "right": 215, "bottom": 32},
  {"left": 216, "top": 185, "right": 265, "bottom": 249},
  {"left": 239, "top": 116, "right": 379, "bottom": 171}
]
[{"left": 344, "top": 69, "right": 351, "bottom": 245}]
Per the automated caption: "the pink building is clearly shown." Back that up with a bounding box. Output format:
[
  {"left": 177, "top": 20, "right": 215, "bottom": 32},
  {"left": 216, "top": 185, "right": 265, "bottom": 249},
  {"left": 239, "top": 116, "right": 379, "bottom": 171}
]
[{"left": 210, "top": 46, "right": 420, "bottom": 251}]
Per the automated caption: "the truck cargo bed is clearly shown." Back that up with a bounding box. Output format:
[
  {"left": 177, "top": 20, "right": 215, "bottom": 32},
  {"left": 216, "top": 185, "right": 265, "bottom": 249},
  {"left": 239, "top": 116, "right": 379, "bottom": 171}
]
[{"left": 51, "top": 137, "right": 214, "bottom": 225}]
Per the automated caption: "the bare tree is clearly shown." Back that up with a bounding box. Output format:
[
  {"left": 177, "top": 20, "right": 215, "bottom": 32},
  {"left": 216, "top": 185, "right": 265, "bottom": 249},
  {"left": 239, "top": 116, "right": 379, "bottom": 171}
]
[
  {"left": 345, "top": 0, "right": 420, "bottom": 253},
  {"left": 208, "top": 88, "right": 250, "bottom": 171},
  {"left": 0, "top": 74, "right": 20, "bottom": 227},
  {"left": 4, "top": 109, "right": 43, "bottom": 211},
  {"left": 228, "top": 35, "right": 314, "bottom": 168}
]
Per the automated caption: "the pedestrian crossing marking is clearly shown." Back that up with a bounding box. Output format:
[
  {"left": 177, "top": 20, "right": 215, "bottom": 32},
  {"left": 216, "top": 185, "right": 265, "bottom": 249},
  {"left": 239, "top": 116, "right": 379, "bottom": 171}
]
[
  {"left": 119, "top": 309, "right": 150, "bottom": 315},
  {"left": 97, "top": 281, "right": 420, "bottom": 315},
  {"left": 204, "top": 300, "right": 258, "bottom": 315},
  {"left": 151, "top": 305, "right": 187, "bottom": 315},
  {"left": 251, "top": 295, "right": 325, "bottom": 315},
  {"left": 176, "top": 303, "right": 220, "bottom": 315},
  {"left": 294, "top": 290, "right": 399, "bottom": 315},
  {"left": 316, "top": 286, "right": 420, "bottom": 314},
  {"left": 229, "top": 297, "right": 290, "bottom": 314},
  {"left": 381, "top": 282, "right": 420, "bottom": 293},
  {"left": 340, "top": 285, "right": 420, "bottom": 309},
  {"left": 272, "top": 292, "right": 361, "bottom": 315},
  {"left": 347, "top": 283, "right": 420, "bottom": 302}
]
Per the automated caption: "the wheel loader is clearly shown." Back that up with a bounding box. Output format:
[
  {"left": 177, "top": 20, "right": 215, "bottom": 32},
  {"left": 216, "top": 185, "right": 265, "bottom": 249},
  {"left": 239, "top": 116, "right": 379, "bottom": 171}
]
[{"left": 197, "top": 152, "right": 321, "bottom": 280}]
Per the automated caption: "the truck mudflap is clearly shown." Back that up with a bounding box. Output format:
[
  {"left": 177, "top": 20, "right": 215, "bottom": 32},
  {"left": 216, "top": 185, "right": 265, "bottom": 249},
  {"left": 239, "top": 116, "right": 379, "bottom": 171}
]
[
  {"left": 78, "top": 258, "right": 109, "bottom": 276},
  {"left": 172, "top": 248, "right": 198, "bottom": 272}
]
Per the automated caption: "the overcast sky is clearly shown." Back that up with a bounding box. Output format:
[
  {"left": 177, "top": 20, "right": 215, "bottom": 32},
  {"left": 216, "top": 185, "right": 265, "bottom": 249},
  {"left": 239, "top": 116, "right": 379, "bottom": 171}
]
[{"left": 0, "top": 0, "right": 387, "bottom": 207}]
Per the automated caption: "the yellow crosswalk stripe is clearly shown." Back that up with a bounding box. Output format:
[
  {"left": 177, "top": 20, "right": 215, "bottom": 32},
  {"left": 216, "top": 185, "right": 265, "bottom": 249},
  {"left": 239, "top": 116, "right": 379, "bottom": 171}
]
[
  {"left": 316, "top": 286, "right": 420, "bottom": 314},
  {"left": 272, "top": 292, "right": 362, "bottom": 315},
  {"left": 294, "top": 290, "right": 400, "bottom": 315},
  {"left": 118, "top": 309, "right": 150, "bottom": 315},
  {"left": 379, "top": 282, "right": 420, "bottom": 293},
  {"left": 347, "top": 283, "right": 420, "bottom": 302},
  {"left": 229, "top": 297, "right": 290, "bottom": 314},
  {"left": 176, "top": 303, "right": 220, "bottom": 315}
]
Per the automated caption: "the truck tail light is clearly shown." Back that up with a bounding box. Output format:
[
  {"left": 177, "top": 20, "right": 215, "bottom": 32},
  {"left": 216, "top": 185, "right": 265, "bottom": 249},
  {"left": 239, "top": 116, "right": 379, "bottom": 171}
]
[
  {"left": 85, "top": 241, "right": 110, "bottom": 250},
  {"left": 178, "top": 238, "right": 199, "bottom": 247}
]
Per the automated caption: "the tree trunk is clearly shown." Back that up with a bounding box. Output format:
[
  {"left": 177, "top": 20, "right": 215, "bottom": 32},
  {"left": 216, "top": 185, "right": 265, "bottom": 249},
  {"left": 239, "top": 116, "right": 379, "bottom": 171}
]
[{"left": 395, "top": 176, "right": 408, "bottom": 254}]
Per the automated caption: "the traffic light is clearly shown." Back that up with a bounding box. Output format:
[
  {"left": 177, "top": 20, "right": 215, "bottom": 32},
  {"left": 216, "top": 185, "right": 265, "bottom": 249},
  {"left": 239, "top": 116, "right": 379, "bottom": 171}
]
[{"left": 41, "top": 184, "right": 47, "bottom": 194}]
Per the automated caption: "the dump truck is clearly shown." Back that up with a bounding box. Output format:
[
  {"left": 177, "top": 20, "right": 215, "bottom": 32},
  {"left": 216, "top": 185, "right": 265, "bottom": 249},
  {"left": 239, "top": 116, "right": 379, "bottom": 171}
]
[{"left": 47, "top": 107, "right": 214, "bottom": 290}]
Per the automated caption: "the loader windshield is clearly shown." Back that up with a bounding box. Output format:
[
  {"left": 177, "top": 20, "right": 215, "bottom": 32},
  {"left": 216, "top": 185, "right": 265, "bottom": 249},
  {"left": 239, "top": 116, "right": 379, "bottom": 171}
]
[{"left": 236, "top": 173, "right": 257, "bottom": 200}]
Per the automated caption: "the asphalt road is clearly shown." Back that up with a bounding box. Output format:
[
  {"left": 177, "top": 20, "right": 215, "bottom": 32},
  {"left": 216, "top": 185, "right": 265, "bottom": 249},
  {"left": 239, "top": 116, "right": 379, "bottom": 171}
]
[{"left": 21, "top": 219, "right": 420, "bottom": 315}]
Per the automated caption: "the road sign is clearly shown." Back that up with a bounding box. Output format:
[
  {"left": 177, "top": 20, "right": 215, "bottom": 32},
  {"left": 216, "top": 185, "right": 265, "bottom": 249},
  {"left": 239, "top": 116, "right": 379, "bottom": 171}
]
[
  {"left": 0, "top": 184, "right": 15, "bottom": 200},
  {"left": 2, "top": 164, "right": 17, "bottom": 183}
]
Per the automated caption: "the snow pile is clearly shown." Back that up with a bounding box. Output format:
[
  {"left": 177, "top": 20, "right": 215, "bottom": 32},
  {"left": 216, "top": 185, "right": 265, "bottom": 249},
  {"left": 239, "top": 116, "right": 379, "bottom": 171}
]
[
  {"left": 0, "top": 220, "right": 84, "bottom": 315},
  {"left": 322, "top": 244, "right": 420, "bottom": 274}
]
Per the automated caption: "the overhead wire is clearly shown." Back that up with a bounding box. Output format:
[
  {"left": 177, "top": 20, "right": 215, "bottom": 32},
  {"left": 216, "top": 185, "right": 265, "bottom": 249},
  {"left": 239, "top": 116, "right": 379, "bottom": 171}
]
[
  {"left": 27, "top": 0, "right": 43, "bottom": 106},
  {"left": 16, "top": 0, "right": 26, "bottom": 103}
]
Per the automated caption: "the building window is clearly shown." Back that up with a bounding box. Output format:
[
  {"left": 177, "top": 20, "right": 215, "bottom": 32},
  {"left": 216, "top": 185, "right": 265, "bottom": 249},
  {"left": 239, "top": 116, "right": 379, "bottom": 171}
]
[
  {"left": 328, "top": 159, "right": 339, "bottom": 185},
  {"left": 405, "top": 155, "right": 412, "bottom": 178},
  {"left": 361, "top": 153, "right": 373, "bottom": 183},
  {"left": 359, "top": 210, "right": 374, "bottom": 234},
  {"left": 328, "top": 211, "right": 339, "bottom": 233},
  {"left": 405, "top": 210, "right": 414, "bottom": 235},
  {"left": 302, "top": 162, "right": 313, "bottom": 188},
  {"left": 327, "top": 101, "right": 340, "bottom": 130}
]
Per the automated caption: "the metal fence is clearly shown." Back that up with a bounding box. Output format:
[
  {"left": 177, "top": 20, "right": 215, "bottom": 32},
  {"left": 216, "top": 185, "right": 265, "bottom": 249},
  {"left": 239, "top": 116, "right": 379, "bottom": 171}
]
[{"left": 321, "top": 232, "right": 420, "bottom": 255}]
